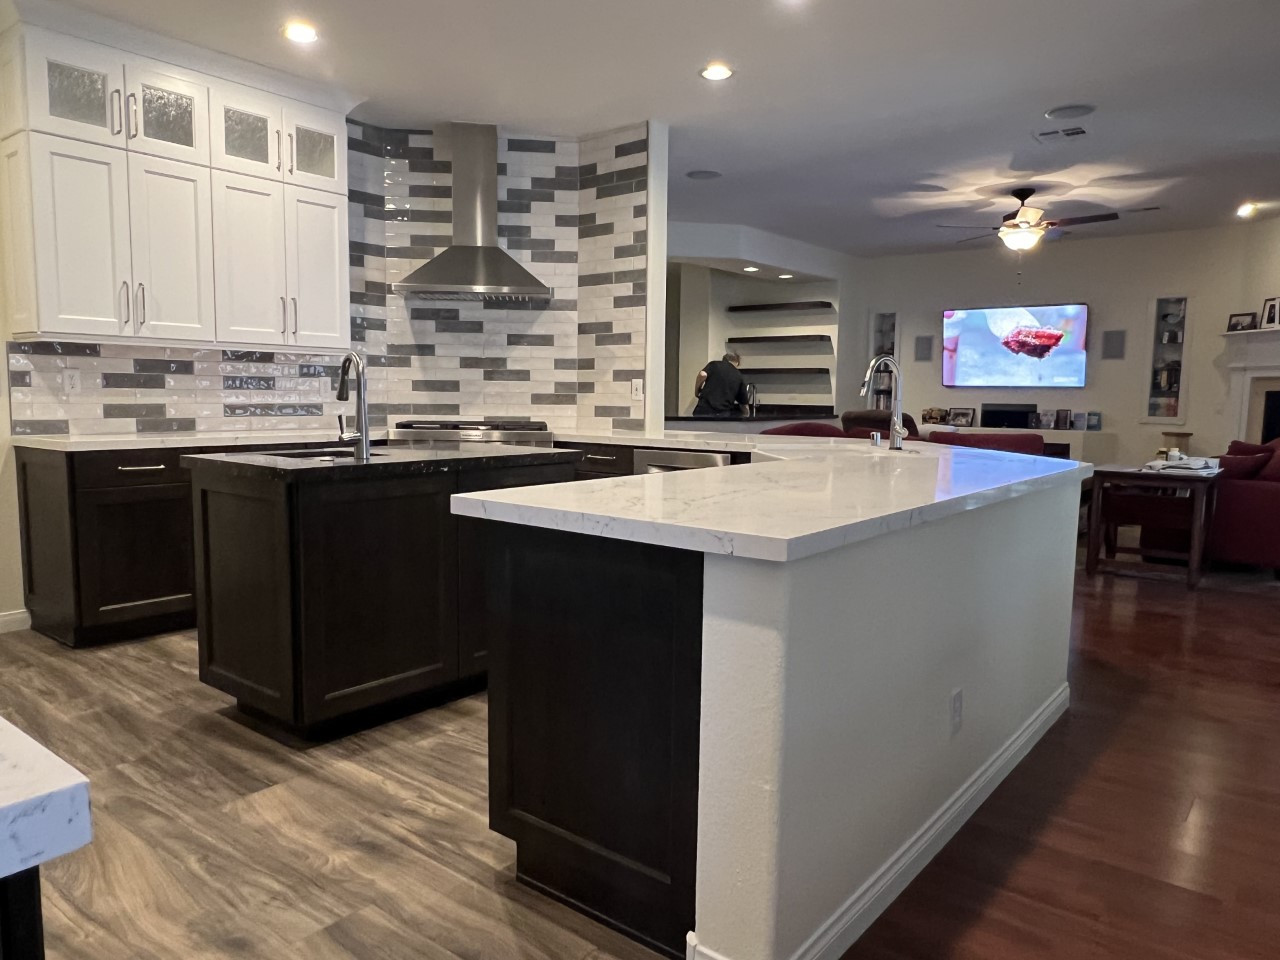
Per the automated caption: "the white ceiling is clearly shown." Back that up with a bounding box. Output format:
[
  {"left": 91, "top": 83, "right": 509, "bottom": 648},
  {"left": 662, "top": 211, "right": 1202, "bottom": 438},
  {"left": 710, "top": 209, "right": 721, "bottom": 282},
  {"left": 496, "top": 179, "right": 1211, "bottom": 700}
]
[{"left": 42, "top": 0, "right": 1280, "bottom": 256}]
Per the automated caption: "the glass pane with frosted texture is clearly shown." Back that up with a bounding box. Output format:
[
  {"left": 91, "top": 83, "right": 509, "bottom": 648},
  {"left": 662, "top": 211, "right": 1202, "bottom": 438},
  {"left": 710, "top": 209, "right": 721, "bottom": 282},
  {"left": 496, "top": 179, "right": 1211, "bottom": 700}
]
[
  {"left": 47, "top": 61, "right": 107, "bottom": 128},
  {"left": 295, "top": 126, "right": 335, "bottom": 178},
  {"left": 142, "top": 85, "right": 194, "bottom": 147},
  {"left": 224, "top": 107, "right": 270, "bottom": 163}
]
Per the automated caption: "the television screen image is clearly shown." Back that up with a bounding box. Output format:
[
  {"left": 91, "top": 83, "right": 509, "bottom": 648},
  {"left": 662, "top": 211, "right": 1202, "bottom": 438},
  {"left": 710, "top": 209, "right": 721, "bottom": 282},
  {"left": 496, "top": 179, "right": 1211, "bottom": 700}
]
[{"left": 942, "top": 304, "right": 1088, "bottom": 388}]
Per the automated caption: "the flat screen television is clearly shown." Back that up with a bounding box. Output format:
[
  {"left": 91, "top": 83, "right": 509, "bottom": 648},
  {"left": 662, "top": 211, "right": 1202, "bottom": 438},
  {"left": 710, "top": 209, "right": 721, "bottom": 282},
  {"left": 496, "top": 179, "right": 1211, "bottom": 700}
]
[{"left": 942, "top": 303, "right": 1088, "bottom": 388}]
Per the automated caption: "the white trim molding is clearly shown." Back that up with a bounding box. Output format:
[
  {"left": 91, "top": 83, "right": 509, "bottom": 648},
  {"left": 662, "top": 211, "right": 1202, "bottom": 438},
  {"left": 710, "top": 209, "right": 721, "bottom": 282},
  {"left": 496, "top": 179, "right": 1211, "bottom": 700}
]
[
  {"left": 687, "top": 683, "right": 1070, "bottom": 960},
  {"left": 0, "top": 607, "right": 32, "bottom": 634}
]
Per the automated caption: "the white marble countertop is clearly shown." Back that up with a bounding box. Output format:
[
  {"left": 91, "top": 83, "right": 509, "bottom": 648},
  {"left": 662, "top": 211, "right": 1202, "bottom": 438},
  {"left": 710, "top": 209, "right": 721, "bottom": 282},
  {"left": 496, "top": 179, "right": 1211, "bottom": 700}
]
[
  {"left": 8, "top": 429, "right": 391, "bottom": 452},
  {"left": 0, "top": 717, "right": 92, "bottom": 878},
  {"left": 453, "top": 436, "right": 1092, "bottom": 562}
]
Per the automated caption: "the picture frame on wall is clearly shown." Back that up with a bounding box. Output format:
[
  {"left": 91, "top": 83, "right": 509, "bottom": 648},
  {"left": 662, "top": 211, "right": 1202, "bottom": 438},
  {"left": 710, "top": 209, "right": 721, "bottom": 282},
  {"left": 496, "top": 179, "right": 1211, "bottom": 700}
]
[
  {"left": 947, "top": 407, "right": 975, "bottom": 427},
  {"left": 1263, "top": 298, "right": 1280, "bottom": 328},
  {"left": 1227, "top": 312, "right": 1259, "bottom": 332}
]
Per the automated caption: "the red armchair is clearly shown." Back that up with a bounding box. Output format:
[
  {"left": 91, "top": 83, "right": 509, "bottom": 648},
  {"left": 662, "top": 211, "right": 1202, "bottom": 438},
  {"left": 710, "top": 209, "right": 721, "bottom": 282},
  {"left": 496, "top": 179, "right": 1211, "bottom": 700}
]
[
  {"left": 759, "top": 422, "right": 849, "bottom": 438},
  {"left": 1206, "top": 440, "right": 1280, "bottom": 570}
]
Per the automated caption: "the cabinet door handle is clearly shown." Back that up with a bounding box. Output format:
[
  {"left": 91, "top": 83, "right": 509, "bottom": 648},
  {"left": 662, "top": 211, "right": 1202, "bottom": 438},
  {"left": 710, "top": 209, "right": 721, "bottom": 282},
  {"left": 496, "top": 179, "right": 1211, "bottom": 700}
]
[
  {"left": 121, "top": 281, "right": 131, "bottom": 328},
  {"left": 280, "top": 295, "right": 288, "bottom": 336},
  {"left": 290, "top": 297, "right": 299, "bottom": 338},
  {"left": 275, "top": 129, "right": 282, "bottom": 171},
  {"left": 287, "top": 132, "right": 295, "bottom": 174},
  {"left": 126, "top": 92, "right": 139, "bottom": 139},
  {"left": 136, "top": 283, "right": 146, "bottom": 328},
  {"left": 110, "top": 89, "right": 123, "bottom": 135},
  {"left": 585, "top": 454, "right": 617, "bottom": 461},
  {"left": 117, "top": 465, "right": 166, "bottom": 472}
]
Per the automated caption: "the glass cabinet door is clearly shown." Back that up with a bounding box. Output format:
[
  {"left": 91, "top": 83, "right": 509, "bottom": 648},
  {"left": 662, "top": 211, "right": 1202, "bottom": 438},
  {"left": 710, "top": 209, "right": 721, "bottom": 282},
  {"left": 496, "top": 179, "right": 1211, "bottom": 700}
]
[
  {"left": 210, "top": 81, "right": 283, "bottom": 180},
  {"left": 24, "top": 30, "right": 126, "bottom": 147},
  {"left": 123, "top": 60, "right": 209, "bottom": 165},
  {"left": 283, "top": 103, "right": 347, "bottom": 195}
]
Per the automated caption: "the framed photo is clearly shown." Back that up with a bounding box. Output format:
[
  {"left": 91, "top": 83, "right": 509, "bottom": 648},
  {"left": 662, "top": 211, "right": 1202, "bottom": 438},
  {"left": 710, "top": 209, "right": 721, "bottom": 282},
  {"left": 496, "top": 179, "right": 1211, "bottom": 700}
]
[
  {"left": 1228, "top": 312, "right": 1259, "bottom": 332},
  {"left": 947, "top": 407, "right": 975, "bottom": 427},
  {"left": 1263, "top": 298, "right": 1280, "bottom": 328}
]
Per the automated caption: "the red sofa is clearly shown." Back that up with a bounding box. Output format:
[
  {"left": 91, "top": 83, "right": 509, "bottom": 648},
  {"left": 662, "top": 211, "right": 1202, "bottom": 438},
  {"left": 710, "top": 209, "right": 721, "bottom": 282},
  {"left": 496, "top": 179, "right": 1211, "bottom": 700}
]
[
  {"left": 759, "top": 422, "right": 849, "bottom": 438},
  {"left": 1207, "top": 440, "right": 1280, "bottom": 570}
]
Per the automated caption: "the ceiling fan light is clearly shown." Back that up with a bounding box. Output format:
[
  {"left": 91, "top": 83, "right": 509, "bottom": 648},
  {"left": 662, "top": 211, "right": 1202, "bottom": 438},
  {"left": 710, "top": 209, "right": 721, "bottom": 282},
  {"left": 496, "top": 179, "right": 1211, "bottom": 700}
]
[{"left": 999, "top": 223, "right": 1046, "bottom": 251}]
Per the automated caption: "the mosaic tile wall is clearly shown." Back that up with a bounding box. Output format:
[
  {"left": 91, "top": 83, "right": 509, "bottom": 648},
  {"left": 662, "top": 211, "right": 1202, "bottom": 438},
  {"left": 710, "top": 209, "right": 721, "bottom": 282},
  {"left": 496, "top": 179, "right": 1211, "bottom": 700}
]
[{"left": 5, "top": 120, "right": 650, "bottom": 436}]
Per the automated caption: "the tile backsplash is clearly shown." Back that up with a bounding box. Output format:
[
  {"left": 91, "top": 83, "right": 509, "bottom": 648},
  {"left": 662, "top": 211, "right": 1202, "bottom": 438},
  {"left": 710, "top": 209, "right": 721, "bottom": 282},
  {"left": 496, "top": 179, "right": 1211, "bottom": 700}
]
[{"left": 5, "top": 120, "right": 650, "bottom": 437}]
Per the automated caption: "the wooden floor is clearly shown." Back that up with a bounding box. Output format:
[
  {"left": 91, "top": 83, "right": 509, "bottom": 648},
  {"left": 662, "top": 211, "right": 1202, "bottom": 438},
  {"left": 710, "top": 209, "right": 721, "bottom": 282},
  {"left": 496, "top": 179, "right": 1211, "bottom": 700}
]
[{"left": 2, "top": 567, "right": 1278, "bottom": 960}]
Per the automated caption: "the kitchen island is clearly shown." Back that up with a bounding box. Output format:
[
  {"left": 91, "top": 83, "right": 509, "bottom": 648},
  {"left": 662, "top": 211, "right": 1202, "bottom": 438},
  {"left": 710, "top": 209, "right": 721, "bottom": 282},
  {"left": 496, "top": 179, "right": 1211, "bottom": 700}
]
[
  {"left": 183, "top": 442, "right": 580, "bottom": 735},
  {"left": 453, "top": 438, "right": 1090, "bottom": 960}
]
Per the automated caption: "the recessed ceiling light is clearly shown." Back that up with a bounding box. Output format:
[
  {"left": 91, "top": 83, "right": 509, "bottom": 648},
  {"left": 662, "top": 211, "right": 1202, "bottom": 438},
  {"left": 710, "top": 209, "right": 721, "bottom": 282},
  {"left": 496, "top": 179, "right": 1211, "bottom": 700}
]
[
  {"left": 283, "top": 20, "right": 318, "bottom": 44},
  {"left": 778, "top": 274, "right": 794, "bottom": 279},
  {"left": 701, "top": 62, "right": 734, "bottom": 81},
  {"left": 1237, "top": 202, "right": 1259, "bottom": 219},
  {"left": 686, "top": 169, "right": 723, "bottom": 180},
  {"left": 1044, "top": 104, "right": 1095, "bottom": 120},
  {"left": 743, "top": 266, "right": 759, "bottom": 272}
]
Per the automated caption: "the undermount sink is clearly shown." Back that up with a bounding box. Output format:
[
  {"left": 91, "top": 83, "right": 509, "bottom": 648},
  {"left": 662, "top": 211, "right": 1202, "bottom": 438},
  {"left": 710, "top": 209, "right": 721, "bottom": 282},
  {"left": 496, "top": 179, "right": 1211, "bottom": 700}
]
[{"left": 268, "top": 449, "right": 388, "bottom": 461}]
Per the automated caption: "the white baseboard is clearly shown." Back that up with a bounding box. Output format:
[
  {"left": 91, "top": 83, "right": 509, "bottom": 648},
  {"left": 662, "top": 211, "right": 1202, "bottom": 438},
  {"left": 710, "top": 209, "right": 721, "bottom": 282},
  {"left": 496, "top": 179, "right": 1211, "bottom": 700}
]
[
  {"left": 0, "top": 608, "right": 32, "bottom": 634},
  {"left": 686, "top": 683, "right": 1070, "bottom": 960}
]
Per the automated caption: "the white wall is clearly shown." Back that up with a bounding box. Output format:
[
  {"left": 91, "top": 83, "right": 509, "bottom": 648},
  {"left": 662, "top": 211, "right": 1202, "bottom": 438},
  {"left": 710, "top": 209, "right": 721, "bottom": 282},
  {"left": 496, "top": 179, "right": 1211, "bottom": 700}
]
[
  {"left": 864, "top": 219, "right": 1279, "bottom": 463},
  {"left": 694, "top": 479, "right": 1078, "bottom": 960}
]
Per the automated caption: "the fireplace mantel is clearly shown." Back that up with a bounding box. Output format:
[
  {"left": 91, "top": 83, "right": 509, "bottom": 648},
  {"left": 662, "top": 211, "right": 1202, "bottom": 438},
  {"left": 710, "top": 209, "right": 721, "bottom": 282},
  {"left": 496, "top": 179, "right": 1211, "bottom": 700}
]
[{"left": 1222, "top": 329, "right": 1280, "bottom": 440}]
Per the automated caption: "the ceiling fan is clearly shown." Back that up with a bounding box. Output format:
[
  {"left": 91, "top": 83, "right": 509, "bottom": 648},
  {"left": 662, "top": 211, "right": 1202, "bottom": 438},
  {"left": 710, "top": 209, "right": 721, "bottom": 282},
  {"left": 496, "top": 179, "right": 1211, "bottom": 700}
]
[{"left": 937, "top": 187, "right": 1120, "bottom": 251}]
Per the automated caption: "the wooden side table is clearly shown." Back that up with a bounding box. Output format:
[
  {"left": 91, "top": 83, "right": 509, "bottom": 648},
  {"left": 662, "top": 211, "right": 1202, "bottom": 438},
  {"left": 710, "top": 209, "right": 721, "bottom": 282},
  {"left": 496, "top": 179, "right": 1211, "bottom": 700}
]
[{"left": 1085, "top": 466, "right": 1219, "bottom": 589}]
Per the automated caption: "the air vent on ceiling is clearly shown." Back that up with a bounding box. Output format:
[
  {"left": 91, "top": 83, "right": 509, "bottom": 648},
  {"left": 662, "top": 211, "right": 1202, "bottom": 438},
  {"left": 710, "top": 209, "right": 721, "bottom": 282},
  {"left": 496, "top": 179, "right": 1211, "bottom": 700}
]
[{"left": 1033, "top": 126, "right": 1088, "bottom": 145}]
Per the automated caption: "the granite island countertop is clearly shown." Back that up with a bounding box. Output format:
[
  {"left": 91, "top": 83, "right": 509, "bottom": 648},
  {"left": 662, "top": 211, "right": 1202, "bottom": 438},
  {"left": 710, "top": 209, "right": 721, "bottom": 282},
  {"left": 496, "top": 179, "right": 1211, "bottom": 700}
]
[
  {"left": 453, "top": 436, "right": 1092, "bottom": 562},
  {"left": 1, "top": 717, "right": 92, "bottom": 878},
  {"left": 182, "top": 441, "right": 581, "bottom": 482}
]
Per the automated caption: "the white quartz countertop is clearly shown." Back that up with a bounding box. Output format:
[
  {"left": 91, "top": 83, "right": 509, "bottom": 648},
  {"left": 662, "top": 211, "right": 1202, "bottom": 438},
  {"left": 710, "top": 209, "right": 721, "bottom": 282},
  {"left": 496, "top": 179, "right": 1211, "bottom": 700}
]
[
  {"left": 0, "top": 717, "right": 92, "bottom": 878},
  {"left": 8, "top": 429, "right": 391, "bottom": 452},
  {"left": 453, "top": 436, "right": 1092, "bottom": 562}
]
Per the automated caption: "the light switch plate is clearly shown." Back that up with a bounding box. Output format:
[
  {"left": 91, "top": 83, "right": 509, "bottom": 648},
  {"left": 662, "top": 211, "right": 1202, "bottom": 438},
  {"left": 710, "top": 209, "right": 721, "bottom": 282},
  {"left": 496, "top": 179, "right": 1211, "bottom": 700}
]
[
  {"left": 631, "top": 378, "right": 644, "bottom": 401},
  {"left": 62, "top": 369, "right": 82, "bottom": 393}
]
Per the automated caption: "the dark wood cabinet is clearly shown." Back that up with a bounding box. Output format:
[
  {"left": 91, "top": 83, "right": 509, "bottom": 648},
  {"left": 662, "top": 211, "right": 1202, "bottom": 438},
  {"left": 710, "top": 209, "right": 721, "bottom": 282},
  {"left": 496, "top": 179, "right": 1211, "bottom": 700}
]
[
  {"left": 14, "top": 441, "right": 339, "bottom": 647},
  {"left": 554, "top": 441, "right": 634, "bottom": 480}
]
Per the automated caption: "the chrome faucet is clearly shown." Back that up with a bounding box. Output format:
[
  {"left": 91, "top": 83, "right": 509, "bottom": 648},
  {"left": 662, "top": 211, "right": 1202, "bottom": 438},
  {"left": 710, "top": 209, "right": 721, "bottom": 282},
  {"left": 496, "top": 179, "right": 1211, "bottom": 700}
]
[
  {"left": 860, "top": 353, "right": 908, "bottom": 451},
  {"left": 335, "top": 350, "right": 371, "bottom": 462}
]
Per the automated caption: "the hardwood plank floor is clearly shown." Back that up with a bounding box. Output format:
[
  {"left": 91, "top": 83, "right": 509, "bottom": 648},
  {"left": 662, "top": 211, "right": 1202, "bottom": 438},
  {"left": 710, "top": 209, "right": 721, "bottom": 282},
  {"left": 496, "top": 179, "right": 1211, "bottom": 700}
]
[{"left": 2, "top": 567, "right": 1278, "bottom": 959}]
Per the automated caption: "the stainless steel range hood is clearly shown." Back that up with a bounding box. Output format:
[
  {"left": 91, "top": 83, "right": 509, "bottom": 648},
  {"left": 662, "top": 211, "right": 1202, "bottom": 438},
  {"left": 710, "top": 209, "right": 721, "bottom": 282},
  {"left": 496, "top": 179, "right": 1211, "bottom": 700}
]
[{"left": 392, "top": 123, "right": 551, "bottom": 302}]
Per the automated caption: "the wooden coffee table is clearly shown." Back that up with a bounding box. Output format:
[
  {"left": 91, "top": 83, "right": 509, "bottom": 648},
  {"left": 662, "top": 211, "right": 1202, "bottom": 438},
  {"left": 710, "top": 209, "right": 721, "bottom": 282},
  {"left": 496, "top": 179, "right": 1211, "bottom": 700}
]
[{"left": 1085, "top": 465, "right": 1220, "bottom": 589}]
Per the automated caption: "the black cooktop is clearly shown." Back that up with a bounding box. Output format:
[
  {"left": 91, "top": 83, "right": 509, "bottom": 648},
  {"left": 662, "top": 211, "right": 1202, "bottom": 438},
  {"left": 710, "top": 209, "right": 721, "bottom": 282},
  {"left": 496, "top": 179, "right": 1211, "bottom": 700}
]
[{"left": 395, "top": 419, "right": 549, "bottom": 432}]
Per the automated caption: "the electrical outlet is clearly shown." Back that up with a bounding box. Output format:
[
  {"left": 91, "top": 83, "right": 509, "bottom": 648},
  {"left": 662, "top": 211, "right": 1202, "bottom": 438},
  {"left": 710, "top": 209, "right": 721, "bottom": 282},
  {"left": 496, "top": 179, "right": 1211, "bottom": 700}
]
[
  {"left": 62, "top": 369, "right": 82, "bottom": 393},
  {"left": 630, "top": 378, "right": 644, "bottom": 401},
  {"left": 950, "top": 688, "right": 964, "bottom": 738}
]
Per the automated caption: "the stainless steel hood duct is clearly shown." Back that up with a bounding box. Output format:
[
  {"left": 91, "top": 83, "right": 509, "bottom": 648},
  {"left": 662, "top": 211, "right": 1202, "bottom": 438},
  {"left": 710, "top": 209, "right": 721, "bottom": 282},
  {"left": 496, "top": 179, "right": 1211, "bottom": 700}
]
[{"left": 392, "top": 123, "right": 551, "bottom": 302}]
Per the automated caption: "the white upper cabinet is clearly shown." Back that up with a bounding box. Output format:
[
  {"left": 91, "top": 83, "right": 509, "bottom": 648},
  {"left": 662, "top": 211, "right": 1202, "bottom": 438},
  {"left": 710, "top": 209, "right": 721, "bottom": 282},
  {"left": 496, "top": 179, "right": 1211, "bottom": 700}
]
[
  {"left": 211, "top": 170, "right": 288, "bottom": 345},
  {"left": 23, "top": 29, "right": 126, "bottom": 147},
  {"left": 27, "top": 132, "right": 132, "bottom": 338},
  {"left": 124, "top": 58, "right": 210, "bottom": 165},
  {"left": 283, "top": 102, "right": 347, "bottom": 194},
  {"left": 285, "top": 185, "right": 347, "bottom": 349},
  {"left": 128, "top": 153, "right": 215, "bottom": 340},
  {"left": 210, "top": 81, "right": 283, "bottom": 180}
]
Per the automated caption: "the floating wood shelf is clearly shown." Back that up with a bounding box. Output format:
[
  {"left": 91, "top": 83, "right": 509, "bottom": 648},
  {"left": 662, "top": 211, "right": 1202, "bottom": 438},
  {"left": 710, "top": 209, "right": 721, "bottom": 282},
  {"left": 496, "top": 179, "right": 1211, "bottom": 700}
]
[
  {"left": 1222, "top": 327, "right": 1280, "bottom": 337},
  {"left": 738, "top": 367, "right": 831, "bottom": 376},
  {"left": 726, "top": 301, "right": 835, "bottom": 314},
  {"left": 726, "top": 334, "right": 832, "bottom": 344}
]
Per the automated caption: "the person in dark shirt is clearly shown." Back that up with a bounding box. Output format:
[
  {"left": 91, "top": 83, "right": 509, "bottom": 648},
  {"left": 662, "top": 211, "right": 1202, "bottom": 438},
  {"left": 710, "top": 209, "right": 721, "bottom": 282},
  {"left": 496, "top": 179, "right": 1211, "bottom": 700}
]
[{"left": 693, "top": 352, "right": 749, "bottom": 417}]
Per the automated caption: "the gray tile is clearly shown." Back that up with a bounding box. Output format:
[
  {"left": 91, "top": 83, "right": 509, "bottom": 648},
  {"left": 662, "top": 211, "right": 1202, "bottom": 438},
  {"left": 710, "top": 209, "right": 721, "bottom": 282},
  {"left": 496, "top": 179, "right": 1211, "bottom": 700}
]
[
  {"left": 7, "top": 341, "right": 101, "bottom": 357},
  {"left": 612, "top": 418, "right": 646, "bottom": 431},
  {"left": 133, "top": 359, "right": 195, "bottom": 375},
  {"left": 531, "top": 394, "right": 578, "bottom": 405},
  {"left": 505, "top": 188, "right": 555, "bottom": 203},
  {"left": 387, "top": 344, "right": 437, "bottom": 356},
  {"left": 532, "top": 250, "right": 577, "bottom": 263},
  {"left": 549, "top": 299, "right": 578, "bottom": 311},
  {"left": 104, "top": 403, "right": 167, "bottom": 418},
  {"left": 136, "top": 418, "right": 196, "bottom": 433},
  {"left": 483, "top": 369, "right": 531, "bottom": 381},
  {"left": 9, "top": 370, "right": 31, "bottom": 387},
  {"left": 615, "top": 138, "right": 647, "bottom": 158},
  {"left": 411, "top": 380, "right": 461, "bottom": 392},
  {"left": 506, "top": 333, "right": 554, "bottom": 346},
  {"left": 102, "top": 373, "right": 165, "bottom": 389},
  {"left": 594, "top": 405, "right": 632, "bottom": 418},
  {"left": 614, "top": 294, "right": 647, "bottom": 309},
  {"left": 460, "top": 357, "right": 507, "bottom": 369},
  {"left": 611, "top": 369, "right": 647, "bottom": 381},
  {"left": 11, "top": 419, "right": 69, "bottom": 435},
  {"left": 407, "top": 160, "right": 452, "bottom": 174},
  {"left": 497, "top": 224, "right": 532, "bottom": 238},
  {"left": 633, "top": 203, "right": 647, "bottom": 218},
  {"left": 508, "top": 138, "right": 557, "bottom": 153},
  {"left": 223, "top": 376, "right": 276, "bottom": 390},
  {"left": 530, "top": 176, "right": 578, "bottom": 192},
  {"left": 579, "top": 272, "right": 614, "bottom": 287},
  {"left": 409, "top": 234, "right": 452, "bottom": 246},
  {"left": 299, "top": 364, "right": 340, "bottom": 378},
  {"left": 555, "top": 357, "right": 595, "bottom": 370},
  {"left": 554, "top": 381, "right": 593, "bottom": 394},
  {"left": 504, "top": 237, "right": 554, "bottom": 251},
  {"left": 596, "top": 332, "right": 632, "bottom": 346},
  {"left": 579, "top": 222, "right": 614, "bottom": 239},
  {"left": 614, "top": 243, "right": 646, "bottom": 259},
  {"left": 615, "top": 268, "right": 647, "bottom": 284},
  {"left": 579, "top": 321, "right": 613, "bottom": 334},
  {"left": 498, "top": 200, "right": 531, "bottom": 214},
  {"left": 410, "top": 307, "right": 460, "bottom": 321},
  {"left": 366, "top": 355, "right": 411, "bottom": 368},
  {"left": 435, "top": 319, "right": 484, "bottom": 334},
  {"left": 222, "top": 350, "right": 276, "bottom": 362},
  {"left": 408, "top": 185, "right": 452, "bottom": 198}
]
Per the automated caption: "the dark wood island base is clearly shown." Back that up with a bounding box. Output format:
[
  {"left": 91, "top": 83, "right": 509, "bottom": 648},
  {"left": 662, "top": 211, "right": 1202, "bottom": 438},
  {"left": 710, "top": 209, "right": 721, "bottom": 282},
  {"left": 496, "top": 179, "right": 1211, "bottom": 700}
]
[
  {"left": 0, "top": 867, "right": 45, "bottom": 960},
  {"left": 476, "top": 521, "right": 704, "bottom": 959}
]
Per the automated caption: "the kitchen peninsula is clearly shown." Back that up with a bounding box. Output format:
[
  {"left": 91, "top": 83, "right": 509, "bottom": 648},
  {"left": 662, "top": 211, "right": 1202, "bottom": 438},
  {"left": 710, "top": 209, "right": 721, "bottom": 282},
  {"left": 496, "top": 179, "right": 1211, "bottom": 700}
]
[
  {"left": 183, "top": 442, "right": 580, "bottom": 734},
  {"left": 453, "top": 439, "right": 1090, "bottom": 960}
]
